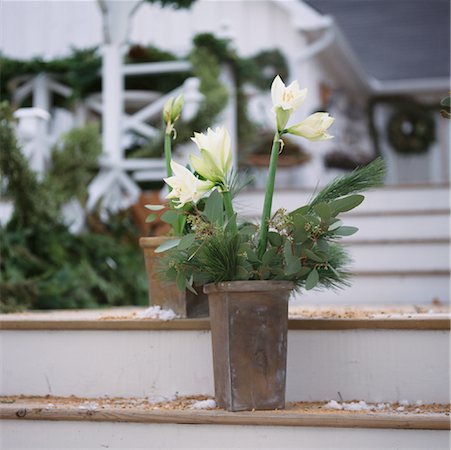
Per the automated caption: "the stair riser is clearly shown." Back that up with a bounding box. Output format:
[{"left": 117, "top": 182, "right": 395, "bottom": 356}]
[
  {"left": 347, "top": 243, "right": 449, "bottom": 271},
  {"left": 1, "top": 420, "right": 448, "bottom": 449},
  {"left": 292, "top": 275, "right": 450, "bottom": 305},
  {"left": 2, "top": 329, "right": 448, "bottom": 403},
  {"left": 237, "top": 187, "right": 449, "bottom": 215}
]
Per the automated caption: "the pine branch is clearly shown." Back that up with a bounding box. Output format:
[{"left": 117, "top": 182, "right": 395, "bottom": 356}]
[{"left": 309, "top": 157, "right": 386, "bottom": 206}]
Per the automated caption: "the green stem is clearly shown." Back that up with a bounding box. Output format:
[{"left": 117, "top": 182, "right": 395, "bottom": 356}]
[
  {"left": 257, "top": 132, "right": 281, "bottom": 258},
  {"left": 222, "top": 190, "right": 237, "bottom": 233},
  {"left": 164, "top": 131, "right": 172, "bottom": 183}
]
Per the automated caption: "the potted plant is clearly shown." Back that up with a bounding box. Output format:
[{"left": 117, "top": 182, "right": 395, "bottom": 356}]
[
  {"left": 139, "top": 96, "right": 211, "bottom": 318},
  {"left": 158, "top": 76, "right": 385, "bottom": 411}
]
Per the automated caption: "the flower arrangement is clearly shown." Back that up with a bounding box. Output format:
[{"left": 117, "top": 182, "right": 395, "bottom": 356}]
[{"left": 150, "top": 75, "right": 385, "bottom": 293}]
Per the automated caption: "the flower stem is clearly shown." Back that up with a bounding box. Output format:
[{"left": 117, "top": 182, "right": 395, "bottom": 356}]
[
  {"left": 222, "top": 190, "right": 237, "bottom": 233},
  {"left": 164, "top": 131, "right": 173, "bottom": 185},
  {"left": 257, "top": 132, "right": 280, "bottom": 258}
]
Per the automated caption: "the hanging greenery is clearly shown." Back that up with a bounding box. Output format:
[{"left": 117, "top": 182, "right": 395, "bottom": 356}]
[
  {"left": 0, "top": 103, "right": 148, "bottom": 312},
  {"left": 0, "top": 48, "right": 102, "bottom": 104}
]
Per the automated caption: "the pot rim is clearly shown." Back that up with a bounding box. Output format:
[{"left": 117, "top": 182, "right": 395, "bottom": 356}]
[{"left": 204, "top": 280, "right": 294, "bottom": 294}]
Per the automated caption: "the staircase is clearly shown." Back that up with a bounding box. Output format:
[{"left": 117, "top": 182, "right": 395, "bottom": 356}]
[
  {"left": 1, "top": 309, "right": 449, "bottom": 449},
  {"left": 1, "top": 184, "right": 449, "bottom": 449}
]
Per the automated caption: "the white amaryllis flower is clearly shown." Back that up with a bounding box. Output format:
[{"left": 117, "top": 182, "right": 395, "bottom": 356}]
[
  {"left": 286, "top": 112, "right": 334, "bottom": 141},
  {"left": 164, "top": 160, "right": 214, "bottom": 208},
  {"left": 271, "top": 75, "right": 308, "bottom": 131},
  {"left": 190, "top": 126, "right": 232, "bottom": 184}
]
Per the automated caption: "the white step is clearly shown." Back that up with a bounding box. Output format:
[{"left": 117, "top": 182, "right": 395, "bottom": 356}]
[
  {"left": 293, "top": 273, "right": 450, "bottom": 305},
  {"left": 237, "top": 185, "right": 450, "bottom": 216},
  {"left": 1, "top": 311, "right": 449, "bottom": 404},
  {"left": 346, "top": 240, "right": 450, "bottom": 271},
  {"left": 343, "top": 214, "right": 449, "bottom": 241},
  {"left": 1, "top": 398, "right": 448, "bottom": 450}
]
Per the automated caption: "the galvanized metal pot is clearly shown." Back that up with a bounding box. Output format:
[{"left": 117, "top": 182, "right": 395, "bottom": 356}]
[
  {"left": 204, "top": 280, "right": 294, "bottom": 411},
  {"left": 139, "top": 237, "right": 209, "bottom": 318}
]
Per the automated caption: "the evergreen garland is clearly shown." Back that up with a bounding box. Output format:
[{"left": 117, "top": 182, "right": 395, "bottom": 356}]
[{"left": 0, "top": 103, "right": 148, "bottom": 312}]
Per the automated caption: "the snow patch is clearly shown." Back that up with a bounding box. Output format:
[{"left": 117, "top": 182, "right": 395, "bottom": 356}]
[
  {"left": 324, "top": 400, "right": 391, "bottom": 412},
  {"left": 324, "top": 400, "right": 343, "bottom": 410},
  {"left": 190, "top": 399, "right": 217, "bottom": 410},
  {"left": 137, "top": 306, "right": 178, "bottom": 321},
  {"left": 399, "top": 400, "right": 410, "bottom": 406},
  {"left": 78, "top": 402, "right": 99, "bottom": 411}
]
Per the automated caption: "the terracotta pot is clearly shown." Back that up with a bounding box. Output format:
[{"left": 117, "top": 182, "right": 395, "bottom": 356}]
[
  {"left": 204, "top": 280, "right": 293, "bottom": 411},
  {"left": 139, "top": 237, "right": 209, "bottom": 318}
]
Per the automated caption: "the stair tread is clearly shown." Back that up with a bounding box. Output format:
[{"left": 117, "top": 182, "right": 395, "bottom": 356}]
[
  {"left": 1, "top": 396, "right": 449, "bottom": 430},
  {"left": 1, "top": 307, "right": 449, "bottom": 330}
]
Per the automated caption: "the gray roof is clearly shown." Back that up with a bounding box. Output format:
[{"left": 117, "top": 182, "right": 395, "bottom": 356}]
[{"left": 305, "top": 0, "right": 450, "bottom": 81}]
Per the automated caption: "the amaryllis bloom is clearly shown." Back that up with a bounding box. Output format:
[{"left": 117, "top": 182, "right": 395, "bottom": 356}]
[
  {"left": 164, "top": 160, "right": 214, "bottom": 208},
  {"left": 190, "top": 126, "right": 232, "bottom": 184},
  {"left": 271, "top": 75, "right": 307, "bottom": 131},
  {"left": 286, "top": 112, "right": 335, "bottom": 141}
]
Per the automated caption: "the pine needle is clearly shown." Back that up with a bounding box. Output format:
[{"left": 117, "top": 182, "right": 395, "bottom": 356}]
[{"left": 309, "top": 157, "right": 386, "bottom": 206}]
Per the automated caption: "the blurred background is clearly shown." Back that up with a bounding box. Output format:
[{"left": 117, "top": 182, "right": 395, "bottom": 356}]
[{"left": 1, "top": 0, "right": 450, "bottom": 312}]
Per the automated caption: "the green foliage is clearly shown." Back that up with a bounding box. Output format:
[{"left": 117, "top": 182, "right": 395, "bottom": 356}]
[
  {"left": 0, "top": 48, "right": 101, "bottom": 103},
  {"left": 0, "top": 105, "right": 147, "bottom": 312},
  {"left": 45, "top": 125, "right": 102, "bottom": 207},
  {"left": 0, "top": 102, "right": 59, "bottom": 228},
  {"left": 159, "top": 159, "right": 385, "bottom": 293}
]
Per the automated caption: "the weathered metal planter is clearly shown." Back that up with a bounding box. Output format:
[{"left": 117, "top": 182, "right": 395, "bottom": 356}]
[
  {"left": 204, "top": 280, "right": 293, "bottom": 411},
  {"left": 139, "top": 237, "right": 208, "bottom": 318}
]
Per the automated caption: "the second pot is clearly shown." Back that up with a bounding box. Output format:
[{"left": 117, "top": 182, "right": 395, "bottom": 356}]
[{"left": 140, "top": 236, "right": 209, "bottom": 318}]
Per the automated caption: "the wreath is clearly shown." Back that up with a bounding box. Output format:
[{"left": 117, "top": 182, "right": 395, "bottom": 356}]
[{"left": 386, "top": 104, "right": 436, "bottom": 155}]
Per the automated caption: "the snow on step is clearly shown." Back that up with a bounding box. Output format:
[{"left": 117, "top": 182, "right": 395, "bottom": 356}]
[{"left": 1, "top": 396, "right": 449, "bottom": 450}]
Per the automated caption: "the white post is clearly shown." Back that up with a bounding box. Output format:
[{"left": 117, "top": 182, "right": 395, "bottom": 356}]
[
  {"left": 102, "top": 44, "right": 123, "bottom": 163},
  {"left": 33, "top": 73, "right": 51, "bottom": 112}
]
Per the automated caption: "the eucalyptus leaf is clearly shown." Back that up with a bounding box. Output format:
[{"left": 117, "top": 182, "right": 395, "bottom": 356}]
[
  {"left": 161, "top": 210, "right": 179, "bottom": 226},
  {"left": 334, "top": 226, "right": 359, "bottom": 236},
  {"left": 293, "top": 215, "right": 308, "bottom": 243},
  {"left": 177, "top": 234, "right": 196, "bottom": 250},
  {"left": 328, "top": 219, "right": 343, "bottom": 231},
  {"left": 145, "top": 214, "right": 157, "bottom": 223},
  {"left": 154, "top": 238, "right": 181, "bottom": 253},
  {"left": 305, "top": 268, "right": 319, "bottom": 290},
  {"left": 262, "top": 248, "right": 278, "bottom": 265},
  {"left": 176, "top": 272, "right": 186, "bottom": 291},
  {"left": 268, "top": 231, "right": 283, "bottom": 247},
  {"left": 329, "top": 195, "right": 364, "bottom": 215},
  {"left": 290, "top": 204, "right": 309, "bottom": 216},
  {"left": 303, "top": 248, "right": 324, "bottom": 262},
  {"left": 313, "top": 202, "right": 331, "bottom": 222},
  {"left": 285, "top": 257, "right": 301, "bottom": 275},
  {"left": 144, "top": 204, "right": 165, "bottom": 211}
]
